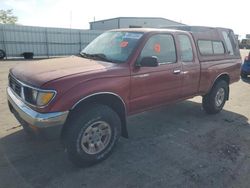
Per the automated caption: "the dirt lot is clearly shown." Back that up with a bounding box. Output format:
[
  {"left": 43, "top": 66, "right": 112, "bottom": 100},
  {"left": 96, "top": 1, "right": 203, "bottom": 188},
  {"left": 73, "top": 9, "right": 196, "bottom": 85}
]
[{"left": 0, "top": 51, "right": 250, "bottom": 188}]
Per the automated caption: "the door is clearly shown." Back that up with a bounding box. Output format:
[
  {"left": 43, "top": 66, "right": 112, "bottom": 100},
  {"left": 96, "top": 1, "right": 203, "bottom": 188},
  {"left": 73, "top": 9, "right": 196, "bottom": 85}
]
[
  {"left": 130, "top": 33, "right": 182, "bottom": 113},
  {"left": 177, "top": 34, "right": 200, "bottom": 98}
]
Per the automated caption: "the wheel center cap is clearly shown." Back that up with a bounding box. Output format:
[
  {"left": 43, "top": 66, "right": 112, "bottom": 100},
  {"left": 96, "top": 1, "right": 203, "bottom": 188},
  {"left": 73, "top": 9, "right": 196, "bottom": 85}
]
[{"left": 92, "top": 132, "right": 100, "bottom": 142}]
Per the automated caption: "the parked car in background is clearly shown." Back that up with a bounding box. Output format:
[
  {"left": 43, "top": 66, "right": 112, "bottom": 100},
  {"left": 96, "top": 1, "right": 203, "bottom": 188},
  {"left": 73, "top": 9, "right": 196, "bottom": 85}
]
[
  {"left": 241, "top": 52, "right": 250, "bottom": 78},
  {"left": 239, "top": 39, "right": 250, "bottom": 49},
  {"left": 7, "top": 26, "right": 241, "bottom": 167}
]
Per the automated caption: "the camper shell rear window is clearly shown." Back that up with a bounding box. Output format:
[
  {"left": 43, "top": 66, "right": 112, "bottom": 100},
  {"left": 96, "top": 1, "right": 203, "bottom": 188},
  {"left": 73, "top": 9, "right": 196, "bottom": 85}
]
[{"left": 198, "top": 40, "right": 225, "bottom": 55}]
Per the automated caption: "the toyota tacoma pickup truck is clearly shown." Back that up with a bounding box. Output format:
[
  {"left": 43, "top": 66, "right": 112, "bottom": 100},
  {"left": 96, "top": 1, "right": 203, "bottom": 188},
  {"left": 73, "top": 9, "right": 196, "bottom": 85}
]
[{"left": 7, "top": 26, "right": 241, "bottom": 166}]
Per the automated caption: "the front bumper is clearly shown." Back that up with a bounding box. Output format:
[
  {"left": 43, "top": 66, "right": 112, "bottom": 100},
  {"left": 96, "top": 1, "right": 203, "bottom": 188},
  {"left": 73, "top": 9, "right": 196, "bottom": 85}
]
[{"left": 7, "top": 87, "right": 69, "bottom": 128}]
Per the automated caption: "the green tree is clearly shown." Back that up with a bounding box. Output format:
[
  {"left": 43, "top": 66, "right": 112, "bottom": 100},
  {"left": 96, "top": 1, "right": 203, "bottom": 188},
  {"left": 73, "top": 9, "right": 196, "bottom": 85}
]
[{"left": 0, "top": 9, "right": 18, "bottom": 24}]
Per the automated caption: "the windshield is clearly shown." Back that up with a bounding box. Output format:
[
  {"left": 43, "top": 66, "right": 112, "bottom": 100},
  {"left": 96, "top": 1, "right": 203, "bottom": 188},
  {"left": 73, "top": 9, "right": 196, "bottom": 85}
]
[{"left": 81, "top": 31, "right": 144, "bottom": 63}]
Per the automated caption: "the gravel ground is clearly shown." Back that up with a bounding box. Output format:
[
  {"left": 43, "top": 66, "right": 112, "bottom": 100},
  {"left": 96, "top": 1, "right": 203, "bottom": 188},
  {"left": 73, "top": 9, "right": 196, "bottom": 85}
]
[{"left": 0, "top": 51, "right": 250, "bottom": 188}]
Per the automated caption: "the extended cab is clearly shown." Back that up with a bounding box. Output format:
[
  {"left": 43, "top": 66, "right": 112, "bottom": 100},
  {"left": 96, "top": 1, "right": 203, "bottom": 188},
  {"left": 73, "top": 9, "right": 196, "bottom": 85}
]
[{"left": 7, "top": 26, "right": 241, "bottom": 166}]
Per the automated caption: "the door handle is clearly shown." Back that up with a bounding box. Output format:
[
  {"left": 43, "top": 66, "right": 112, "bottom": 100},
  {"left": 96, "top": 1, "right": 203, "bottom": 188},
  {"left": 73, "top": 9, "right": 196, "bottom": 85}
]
[{"left": 173, "top": 69, "right": 181, "bottom": 74}]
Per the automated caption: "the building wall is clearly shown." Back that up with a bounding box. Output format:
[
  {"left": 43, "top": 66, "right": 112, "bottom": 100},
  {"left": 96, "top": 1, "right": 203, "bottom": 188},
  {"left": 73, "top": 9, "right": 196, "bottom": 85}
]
[
  {"left": 90, "top": 17, "right": 184, "bottom": 30},
  {"left": 0, "top": 24, "right": 103, "bottom": 58},
  {"left": 90, "top": 19, "right": 119, "bottom": 30},
  {"left": 120, "top": 18, "right": 183, "bottom": 28}
]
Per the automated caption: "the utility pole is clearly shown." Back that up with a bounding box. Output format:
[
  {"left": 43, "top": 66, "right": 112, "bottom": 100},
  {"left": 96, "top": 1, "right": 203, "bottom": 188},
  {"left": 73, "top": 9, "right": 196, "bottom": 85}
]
[{"left": 70, "top": 11, "right": 72, "bottom": 29}]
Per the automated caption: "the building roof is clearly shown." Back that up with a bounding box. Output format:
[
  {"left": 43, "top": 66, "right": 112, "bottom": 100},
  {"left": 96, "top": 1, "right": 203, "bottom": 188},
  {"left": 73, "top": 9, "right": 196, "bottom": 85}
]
[{"left": 89, "top": 17, "right": 184, "bottom": 25}]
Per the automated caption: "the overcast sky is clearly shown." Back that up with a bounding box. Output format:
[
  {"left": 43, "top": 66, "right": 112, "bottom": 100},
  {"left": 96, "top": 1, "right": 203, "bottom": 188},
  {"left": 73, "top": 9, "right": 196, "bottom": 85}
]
[{"left": 1, "top": 0, "right": 249, "bottom": 38}]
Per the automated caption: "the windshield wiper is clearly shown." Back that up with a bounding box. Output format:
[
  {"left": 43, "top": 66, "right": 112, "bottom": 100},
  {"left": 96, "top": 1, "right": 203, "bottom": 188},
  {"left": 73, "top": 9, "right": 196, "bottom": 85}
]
[
  {"left": 79, "top": 52, "right": 114, "bottom": 63},
  {"left": 79, "top": 52, "right": 91, "bottom": 58}
]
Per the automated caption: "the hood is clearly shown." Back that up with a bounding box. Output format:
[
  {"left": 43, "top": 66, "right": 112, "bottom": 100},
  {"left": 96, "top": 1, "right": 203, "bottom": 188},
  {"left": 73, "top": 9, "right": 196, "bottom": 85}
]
[{"left": 10, "top": 56, "right": 115, "bottom": 86}]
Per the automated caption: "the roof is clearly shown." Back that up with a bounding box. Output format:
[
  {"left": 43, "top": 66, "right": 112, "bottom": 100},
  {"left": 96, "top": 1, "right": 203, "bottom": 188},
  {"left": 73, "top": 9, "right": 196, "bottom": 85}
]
[
  {"left": 89, "top": 17, "right": 184, "bottom": 25},
  {"left": 163, "top": 25, "right": 232, "bottom": 32},
  {"left": 108, "top": 28, "right": 188, "bottom": 34},
  {"left": 110, "top": 28, "right": 176, "bottom": 32}
]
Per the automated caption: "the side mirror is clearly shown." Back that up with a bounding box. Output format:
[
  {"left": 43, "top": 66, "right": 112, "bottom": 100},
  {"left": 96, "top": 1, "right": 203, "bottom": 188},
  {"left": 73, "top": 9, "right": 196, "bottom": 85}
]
[{"left": 139, "top": 56, "right": 159, "bottom": 67}]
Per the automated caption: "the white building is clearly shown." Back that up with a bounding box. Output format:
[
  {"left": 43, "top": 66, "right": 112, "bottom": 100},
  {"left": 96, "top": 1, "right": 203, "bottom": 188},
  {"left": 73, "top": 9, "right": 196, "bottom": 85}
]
[{"left": 90, "top": 17, "right": 185, "bottom": 30}]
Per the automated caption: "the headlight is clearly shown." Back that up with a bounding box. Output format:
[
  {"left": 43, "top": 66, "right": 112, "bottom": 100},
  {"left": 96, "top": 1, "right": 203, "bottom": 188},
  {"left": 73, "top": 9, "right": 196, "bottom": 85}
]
[
  {"left": 24, "top": 87, "right": 56, "bottom": 107},
  {"left": 36, "top": 91, "right": 55, "bottom": 106}
]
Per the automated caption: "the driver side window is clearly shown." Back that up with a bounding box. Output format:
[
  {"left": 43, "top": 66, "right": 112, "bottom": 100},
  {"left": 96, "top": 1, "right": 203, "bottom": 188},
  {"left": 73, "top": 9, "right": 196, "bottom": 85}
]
[{"left": 140, "top": 34, "right": 177, "bottom": 64}]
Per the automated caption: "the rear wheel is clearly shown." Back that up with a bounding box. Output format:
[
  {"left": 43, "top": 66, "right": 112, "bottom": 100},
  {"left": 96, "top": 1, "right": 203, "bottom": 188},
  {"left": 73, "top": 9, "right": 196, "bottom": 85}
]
[
  {"left": 64, "top": 104, "right": 121, "bottom": 167},
  {"left": 202, "top": 80, "right": 229, "bottom": 114}
]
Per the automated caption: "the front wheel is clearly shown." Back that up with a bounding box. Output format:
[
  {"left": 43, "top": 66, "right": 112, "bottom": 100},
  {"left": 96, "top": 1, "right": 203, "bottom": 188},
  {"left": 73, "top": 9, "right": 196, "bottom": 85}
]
[
  {"left": 202, "top": 80, "right": 229, "bottom": 114},
  {"left": 64, "top": 104, "right": 121, "bottom": 167}
]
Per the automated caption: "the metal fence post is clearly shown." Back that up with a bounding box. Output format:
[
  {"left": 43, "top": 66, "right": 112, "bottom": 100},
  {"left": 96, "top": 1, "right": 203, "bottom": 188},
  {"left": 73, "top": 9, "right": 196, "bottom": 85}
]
[
  {"left": 45, "top": 28, "right": 49, "bottom": 58},
  {"left": 79, "top": 30, "right": 82, "bottom": 53}
]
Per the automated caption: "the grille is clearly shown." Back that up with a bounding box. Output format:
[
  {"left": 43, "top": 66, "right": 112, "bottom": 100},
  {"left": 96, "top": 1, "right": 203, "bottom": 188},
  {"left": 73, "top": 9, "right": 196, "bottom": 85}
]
[
  {"left": 8, "top": 74, "right": 35, "bottom": 105},
  {"left": 9, "top": 74, "right": 22, "bottom": 97}
]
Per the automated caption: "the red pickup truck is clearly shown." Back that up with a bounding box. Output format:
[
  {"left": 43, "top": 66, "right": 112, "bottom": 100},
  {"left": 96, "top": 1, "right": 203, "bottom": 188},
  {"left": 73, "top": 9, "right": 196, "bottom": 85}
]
[{"left": 7, "top": 26, "right": 241, "bottom": 166}]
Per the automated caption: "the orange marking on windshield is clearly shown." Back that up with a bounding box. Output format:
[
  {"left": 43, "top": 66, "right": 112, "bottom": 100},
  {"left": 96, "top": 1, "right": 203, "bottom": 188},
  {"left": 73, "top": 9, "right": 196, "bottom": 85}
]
[
  {"left": 120, "top": 41, "right": 128, "bottom": 48},
  {"left": 154, "top": 43, "right": 161, "bottom": 53}
]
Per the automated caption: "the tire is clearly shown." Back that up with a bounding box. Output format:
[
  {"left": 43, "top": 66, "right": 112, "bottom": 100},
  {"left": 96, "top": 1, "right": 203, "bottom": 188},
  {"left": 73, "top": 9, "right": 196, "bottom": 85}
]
[
  {"left": 65, "top": 104, "right": 121, "bottom": 167},
  {"left": 241, "top": 72, "right": 247, "bottom": 78},
  {"left": 0, "top": 49, "right": 6, "bottom": 59},
  {"left": 202, "top": 80, "right": 229, "bottom": 114}
]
